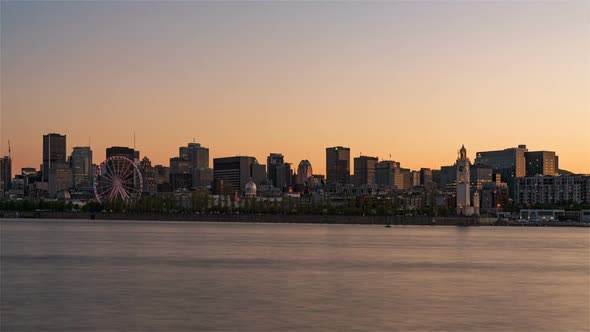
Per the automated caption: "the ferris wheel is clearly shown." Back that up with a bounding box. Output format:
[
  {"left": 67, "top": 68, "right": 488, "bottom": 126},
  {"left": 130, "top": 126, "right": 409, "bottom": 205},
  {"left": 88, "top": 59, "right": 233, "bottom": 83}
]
[{"left": 94, "top": 156, "right": 143, "bottom": 204}]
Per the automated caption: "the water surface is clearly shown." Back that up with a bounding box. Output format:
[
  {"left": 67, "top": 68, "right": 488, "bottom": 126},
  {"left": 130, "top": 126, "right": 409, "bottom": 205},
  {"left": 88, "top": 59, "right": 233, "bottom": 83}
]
[{"left": 2, "top": 219, "right": 589, "bottom": 331}]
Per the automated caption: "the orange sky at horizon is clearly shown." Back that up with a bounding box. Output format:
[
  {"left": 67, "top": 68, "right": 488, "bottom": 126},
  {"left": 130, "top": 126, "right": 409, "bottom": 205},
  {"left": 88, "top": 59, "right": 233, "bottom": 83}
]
[{"left": 1, "top": 1, "right": 589, "bottom": 175}]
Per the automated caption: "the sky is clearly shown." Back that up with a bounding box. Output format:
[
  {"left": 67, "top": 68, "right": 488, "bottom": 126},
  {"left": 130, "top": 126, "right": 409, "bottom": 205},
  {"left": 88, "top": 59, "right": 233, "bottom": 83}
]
[{"left": 1, "top": 1, "right": 589, "bottom": 175}]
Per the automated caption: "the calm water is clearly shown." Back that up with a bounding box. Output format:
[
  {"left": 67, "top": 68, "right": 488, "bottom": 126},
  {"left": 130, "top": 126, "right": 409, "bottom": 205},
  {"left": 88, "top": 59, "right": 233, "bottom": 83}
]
[{"left": 1, "top": 219, "right": 589, "bottom": 331}]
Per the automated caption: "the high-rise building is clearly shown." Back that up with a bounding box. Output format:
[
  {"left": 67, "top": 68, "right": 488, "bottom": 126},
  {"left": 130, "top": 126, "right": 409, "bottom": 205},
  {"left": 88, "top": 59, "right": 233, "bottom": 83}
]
[
  {"left": 525, "top": 151, "right": 558, "bottom": 176},
  {"left": 474, "top": 145, "right": 528, "bottom": 196},
  {"left": 42, "top": 133, "right": 67, "bottom": 182},
  {"left": 214, "top": 156, "right": 265, "bottom": 193},
  {"left": 0, "top": 156, "right": 12, "bottom": 193},
  {"left": 48, "top": 162, "right": 72, "bottom": 195},
  {"left": 21, "top": 168, "right": 38, "bottom": 197},
  {"left": 296, "top": 160, "right": 313, "bottom": 186},
  {"left": 106, "top": 146, "right": 135, "bottom": 161},
  {"left": 265, "top": 153, "right": 291, "bottom": 190},
  {"left": 139, "top": 157, "right": 157, "bottom": 194},
  {"left": 70, "top": 147, "right": 93, "bottom": 190},
  {"left": 456, "top": 145, "right": 472, "bottom": 215},
  {"left": 375, "top": 160, "right": 399, "bottom": 188},
  {"left": 154, "top": 165, "right": 170, "bottom": 192},
  {"left": 266, "top": 153, "right": 286, "bottom": 188},
  {"left": 178, "top": 142, "right": 211, "bottom": 189},
  {"left": 179, "top": 143, "right": 209, "bottom": 169},
  {"left": 192, "top": 167, "right": 213, "bottom": 189},
  {"left": 420, "top": 168, "right": 433, "bottom": 190},
  {"left": 353, "top": 156, "right": 378, "bottom": 186},
  {"left": 170, "top": 157, "right": 192, "bottom": 190},
  {"left": 326, "top": 146, "right": 350, "bottom": 184},
  {"left": 394, "top": 168, "right": 411, "bottom": 191},
  {"left": 435, "top": 165, "right": 457, "bottom": 192},
  {"left": 470, "top": 163, "right": 493, "bottom": 191},
  {"left": 410, "top": 171, "right": 421, "bottom": 187}
]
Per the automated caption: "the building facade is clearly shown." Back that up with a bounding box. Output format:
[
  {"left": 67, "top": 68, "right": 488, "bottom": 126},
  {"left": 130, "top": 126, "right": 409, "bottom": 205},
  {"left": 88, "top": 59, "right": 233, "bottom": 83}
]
[
  {"left": 353, "top": 156, "right": 378, "bottom": 186},
  {"left": 106, "top": 146, "right": 136, "bottom": 161},
  {"left": 70, "top": 147, "right": 93, "bottom": 190},
  {"left": 326, "top": 146, "right": 350, "bottom": 184},
  {"left": 456, "top": 145, "right": 473, "bottom": 215},
  {"left": 514, "top": 175, "right": 590, "bottom": 205},
  {"left": 525, "top": 151, "right": 558, "bottom": 176},
  {"left": 0, "top": 156, "right": 11, "bottom": 194},
  {"left": 42, "top": 133, "right": 67, "bottom": 182},
  {"left": 214, "top": 156, "right": 265, "bottom": 194}
]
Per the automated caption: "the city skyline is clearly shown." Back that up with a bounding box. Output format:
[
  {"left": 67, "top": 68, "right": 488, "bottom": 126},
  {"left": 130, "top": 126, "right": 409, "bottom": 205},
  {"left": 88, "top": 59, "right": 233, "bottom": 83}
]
[
  {"left": 1, "top": 1, "right": 589, "bottom": 174},
  {"left": 2, "top": 132, "right": 587, "bottom": 177}
]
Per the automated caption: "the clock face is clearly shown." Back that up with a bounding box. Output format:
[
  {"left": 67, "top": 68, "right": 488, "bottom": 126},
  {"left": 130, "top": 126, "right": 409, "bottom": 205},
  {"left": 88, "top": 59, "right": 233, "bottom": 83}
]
[{"left": 459, "top": 166, "right": 465, "bottom": 172}]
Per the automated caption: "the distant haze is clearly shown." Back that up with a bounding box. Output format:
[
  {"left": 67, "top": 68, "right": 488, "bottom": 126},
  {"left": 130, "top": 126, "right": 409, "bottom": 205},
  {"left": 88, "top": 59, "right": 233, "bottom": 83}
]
[{"left": 1, "top": 1, "right": 588, "bottom": 173}]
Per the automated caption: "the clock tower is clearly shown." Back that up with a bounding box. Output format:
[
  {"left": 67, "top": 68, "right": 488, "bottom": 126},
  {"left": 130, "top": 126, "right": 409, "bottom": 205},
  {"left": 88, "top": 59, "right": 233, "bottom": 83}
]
[{"left": 456, "top": 145, "right": 472, "bottom": 215}]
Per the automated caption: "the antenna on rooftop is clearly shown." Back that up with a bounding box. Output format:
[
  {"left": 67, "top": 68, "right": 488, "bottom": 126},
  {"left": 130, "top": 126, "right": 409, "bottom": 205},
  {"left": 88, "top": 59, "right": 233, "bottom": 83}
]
[
  {"left": 133, "top": 132, "right": 136, "bottom": 150},
  {"left": 8, "top": 140, "right": 11, "bottom": 157}
]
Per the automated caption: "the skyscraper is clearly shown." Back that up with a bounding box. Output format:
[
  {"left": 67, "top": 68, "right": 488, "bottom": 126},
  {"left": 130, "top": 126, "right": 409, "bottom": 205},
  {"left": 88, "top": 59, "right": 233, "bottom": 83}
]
[
  {"left": 179, "top": 143, "right": 209, "bottom": 169},
  {"left": 0, "top": 156, "right": 12, "bottom": 193},
  {"left": 296, "top": 160, "right": 313, "bottom": 185},
  {"left": 375, "top": 160, "right": 399, "bottom": 188},
  {"left": 70, "top": 147, "right": 93, "bottom": 190},
  {"left": 214, "top": 156, "right": 265, "bottom": 193},
  {"left": 267, "top": 153, "right": 284, "bottom": 187},
  {"left": 106, "top": 146, "right": 135, "bottom": 161},
  {"left": 48, "top": 162, "right": 72, "bottom": 195},
  {"left": 169, "top": 157, "right": 192, "bottom": 190},
  {"left": 353, "top": 155, "right": 378, "bottom": 186},
  {"left": 139, "top": 157, "right": 157, "bottom": 194},
  {"left": 179, "top": 142, "right": 211, "bottom": 189},
  {"left": 474, "top": 145, "right": 528, "bottom": 196},
  {"left": 326, "top": 146, "right": 350, "bottom": 184},
  {"left": 524, "top": 151, "right": 558, "bottom": 176},
  {"left": 42, "top": 133, "right": 67, "bottom": 182},
  {"left": 420, "top": 168, "right": 433, "bottom": 190}
]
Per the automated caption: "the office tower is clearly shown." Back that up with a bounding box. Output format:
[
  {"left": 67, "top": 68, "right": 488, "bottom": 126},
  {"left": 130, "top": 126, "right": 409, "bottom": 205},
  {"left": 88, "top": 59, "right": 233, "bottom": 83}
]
[
  {"left": 420, "top": 168, "right": 433, "bottom": 190},
  {"left": 214, "top": 156, "right": 264, "bottom": 193},
  {"left": 179, "top": 143, "right": 209, "bottom": 169},
  {"left": 21, "top": 168, "right": 37, "bottom": 197},
  {"left": 296, "top": 160, "right": 313, "bottom": 185},
  {"left": 106, "top": 146, "right": 135, "bottom": 161},
  {"left": 394, "top": 168, "right": 411, "bottom": 190},
  {"left": 474, "top": 145, "right": 528, "bottom": 196},
  {"left": 524, "top": 151, "right": 558, "bottom": 176},
  {"left": 326, "top": 146, "right": 350, "bottom": 184},
  {"left": 0, "top": 156, "right": 11, "bottom": 193},
  {"left": 375, "top": 160, "right": 399, "bottom": 188},
  {"left": 48, "top": 162, "right": 72, "bottom": 195},
  {"left": 353, "top": 156, "right": 378, "bottom": 186},
  {"left": 179, "top": 142, "right": 211, "bottom": 189},
  {"left": 42, "top": 133, "right": 67, "bottom": 182},
  {"left": 139, "top": 157, "right": 157, "bottom": 194},
  {"left": 267, "top": 153, "right": 284, "bottom": 187},
  {"left": 410, "top": 171, "right": 421, "bottom": 187},
  {"left": 70, "top": 147, "right": 93, "bottom": 190},
  {"left": 192, "top": 167, "right": 213, "bottom": 189},
  {"left": 170, "top": 157, "right": 192, "bottom": 190},
  {"left": 470, "top": 163, "right": 493, "bottom": 190}
]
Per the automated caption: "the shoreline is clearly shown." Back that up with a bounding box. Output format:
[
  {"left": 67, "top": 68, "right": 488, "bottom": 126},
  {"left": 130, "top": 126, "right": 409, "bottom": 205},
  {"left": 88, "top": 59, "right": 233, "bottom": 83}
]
[{"left": 1, "top": 211, "right": 588, "bottom": 227}]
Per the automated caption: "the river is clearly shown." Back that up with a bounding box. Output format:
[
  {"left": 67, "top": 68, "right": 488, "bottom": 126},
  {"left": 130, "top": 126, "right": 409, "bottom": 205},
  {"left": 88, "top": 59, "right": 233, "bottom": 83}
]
[{"left": 1, "top": 219, "right": 588, "bottom": 331}]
